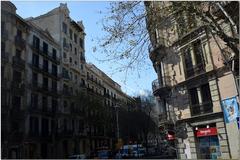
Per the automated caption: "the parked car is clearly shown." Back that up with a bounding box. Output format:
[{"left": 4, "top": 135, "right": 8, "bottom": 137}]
[
  {"left": 68, "top": 154, "right": 86, "bottom": 159},
  {"left": 120, "top": 144, "right": 145, "bottom": 158},
  {"left": 97, "top": 150, "right": 111, "bottom": 159}
]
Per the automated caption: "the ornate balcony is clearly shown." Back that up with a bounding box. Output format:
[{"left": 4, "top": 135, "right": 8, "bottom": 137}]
[
  {"left": 190, "top": 101, "right": 213, "bottom": 116},
  {"left": 148, "top": 37, "right": 166, "bottom": 63},
  {"left": 32, "top": 45, "right": 61, "bottom": 64},
  {"left": 185, "top": 63, "right": 206, "bottom": 79},
  {"left": 30, "top": 63, "right": 61, "bottom": 80},
  {"left": 152, "top": 78, "right": 171, "bottom": 97}
]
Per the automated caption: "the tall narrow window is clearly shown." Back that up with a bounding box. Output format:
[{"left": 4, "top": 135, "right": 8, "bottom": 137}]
[
  {"left": 52, "top": 80, "right": 57, "bottom": 92},
  {"left": 193, "top": 40, "right": 204, "bottom": 65},
  {"left": 69, "top": 29, "right": 73, "bottom": 39},
  {"left": 75, "top": 48, "right": 77, "bottom": 55},
  {"left": 52, "top": 99, "right": 58, "bottom": 112},
  {"left": 189, "top": 88, "right": 199, "bottom": 105},
  {"left": 200, "top": 84, "right": 212, "bottom": 103},
  {"left": 184, "top": 48, "right": 194, "bottom": 78},
  {"left": 79, "top": 38, "right": 84, "bottom": 49},
  {"left": 33, "top": 35, "right": 40, "bottom": 50},
  {"left": 31, "top": 93, "right": 38, "bottom": 108},
  {"left": 43, "top": 59, "right": 48, "bottom": 72},
  {"left": 74, "top": 34, "right": 77, "bottom": 43},
  {"left": 62, "top": 22, "right": 67, "bottom": 34},
  {"left": 32, "top": 54, "right": 39, "bottom": 67},
  {"left": 43, "top": 77, "right": 48, "bottom": 89},
  {"left": 52, "top": 64, "right": 57, "bottom": 76},
  {"left": 52, "top": 48, "right": 57, "bottom": 60},
  {"left": 32, "top": 72, "right": 38, "bottom": 85},
  {"left": 42, "top": 96, "right": 48, "bottom": 111},
  {"left": 43, "top": 42, "right": 48, "bottom": 54},
  {"left": 189, "top": 87, "right": 200, "bottom": 116},
  {"left": 63, "top": 38, "right": 67, "bottom": 47}
]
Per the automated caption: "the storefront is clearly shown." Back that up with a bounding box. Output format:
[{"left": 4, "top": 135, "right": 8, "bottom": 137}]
[{"left": 195, "top": 124, "right": 221, "bottom": 159}]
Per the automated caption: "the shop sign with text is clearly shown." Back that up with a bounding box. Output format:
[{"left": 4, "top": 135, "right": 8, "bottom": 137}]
[{"left": 196, "top": 127, "right": 217, "bottom": 137}]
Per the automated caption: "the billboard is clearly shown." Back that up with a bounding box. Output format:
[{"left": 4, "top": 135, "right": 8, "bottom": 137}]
[{"left": 221, "top": 96, "right": 239, "bottom": 123}]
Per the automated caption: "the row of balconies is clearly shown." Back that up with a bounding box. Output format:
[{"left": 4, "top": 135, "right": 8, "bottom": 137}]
[
  {"left": 30, "top": 63, "right": 61, "bottom": 80},
  {"left": 152, "top": 63, "right": 206, "bottom": 97},
  {"left": 32, "top": 44, "right": 60, "bottom": 64},
  {"left": 87, "top": 76, "right": 104, "bottom": 88},
  {"left": 30, "top": 82, "right": 60, "bottom": 96},
  {"left": 158, "top": 101, "right": 213, "bottom": 125},
  {"left": 28, "top": 103, "right": 86, "bottom": 117}
]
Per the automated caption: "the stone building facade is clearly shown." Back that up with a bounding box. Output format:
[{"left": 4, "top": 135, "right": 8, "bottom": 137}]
[
  {"left": 145, "top": 1, "right": 239, "bottom": 159},
  {"left": 1, "top": 1, "right": 30, "bottom": 158},
  {"left": 1, "top": 1, "right": 133, "bottom": 158},
  {"left": 26, "top": 3, "right": 88, "bottom": 158}
]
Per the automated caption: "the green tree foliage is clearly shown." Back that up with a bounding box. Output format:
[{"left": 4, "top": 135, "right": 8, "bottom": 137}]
[{"left": 75, "top": 92, "right": 112, "bottom": 133}]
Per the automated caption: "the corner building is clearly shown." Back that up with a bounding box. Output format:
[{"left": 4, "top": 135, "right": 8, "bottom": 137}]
[{"left": 145, "top": 1, "right": 239, "bottom": 159}]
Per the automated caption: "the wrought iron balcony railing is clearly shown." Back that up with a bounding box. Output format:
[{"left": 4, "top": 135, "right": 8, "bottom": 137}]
[
  {"left": 185, "top": 63, "right": 206, "bottom": 79},
  {"left": 148, "top": 37, "right": 166, "bottom": 62},
  {"left": 152, "top": 78, "right": 169, "bottom": 92},
  {"left": 190, "top": 101, "right": 213, "bottom": 116},
  {"left": 32, "top": 44, "right": 60, "bottom": 63}
]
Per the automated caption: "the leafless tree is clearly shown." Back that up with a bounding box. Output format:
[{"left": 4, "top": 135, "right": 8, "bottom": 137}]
[{"left": 97, "top": 1, "right": 239, "bottom": 74}]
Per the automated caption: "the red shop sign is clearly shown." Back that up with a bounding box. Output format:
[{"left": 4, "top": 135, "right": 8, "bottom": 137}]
[{"left": 196, "top": 127, "right": 217, "bottom": 137}]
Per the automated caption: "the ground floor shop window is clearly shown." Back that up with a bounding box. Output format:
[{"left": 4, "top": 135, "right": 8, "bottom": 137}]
[
  {"left": 195, "top": 125, "right": 221, "bottom": 159},
  {"left": 198, "top": 136, "right": 220, "bottom": 159}
]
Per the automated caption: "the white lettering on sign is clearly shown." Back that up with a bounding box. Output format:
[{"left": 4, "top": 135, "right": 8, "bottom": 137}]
[{"left": 199, "top": 129, "right": 211, "bottom": 135}]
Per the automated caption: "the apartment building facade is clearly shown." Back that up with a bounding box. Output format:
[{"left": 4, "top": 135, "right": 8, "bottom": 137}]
[
  {"left": 85, "top": 63, "right": 135, "bottom": 151},
  {"left": 1, "top": 1, "right": 30, "bottom": 158},
  {"left": 1, "top": 2, "right": 134, "bottom": 158},
  {"left": 25, "top": 21, "right": 61, "bottom": 158},
  {"left": 146, "top": 1, "right": 239, "bottom": 159},
  {"left": 25, "top": 3, "right": 88, "bottom": 158}
]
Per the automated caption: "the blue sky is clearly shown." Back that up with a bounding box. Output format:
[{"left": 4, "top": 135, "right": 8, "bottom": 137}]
[{"left": 12, "top": 1, "right": 157, "bottom": 96}]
